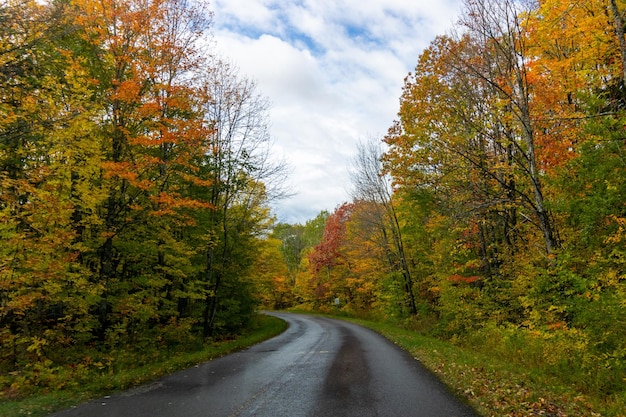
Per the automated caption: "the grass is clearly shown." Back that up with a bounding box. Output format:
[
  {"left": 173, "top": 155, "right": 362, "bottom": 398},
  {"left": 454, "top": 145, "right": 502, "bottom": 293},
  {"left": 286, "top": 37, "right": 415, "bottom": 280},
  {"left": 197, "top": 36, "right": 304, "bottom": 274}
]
[
  {"left": 0, "top": 314, "right": 288, "bottom": 417},
  {"left": 338, "top": 315, "right": 625, "bottom": 417}
]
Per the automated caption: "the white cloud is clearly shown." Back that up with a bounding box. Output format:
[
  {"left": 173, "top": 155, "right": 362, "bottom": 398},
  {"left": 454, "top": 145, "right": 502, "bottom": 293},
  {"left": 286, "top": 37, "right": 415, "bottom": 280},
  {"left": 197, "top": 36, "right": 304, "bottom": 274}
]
[{"left": 210, "top": 0, "right": 463, "bottom": 224}]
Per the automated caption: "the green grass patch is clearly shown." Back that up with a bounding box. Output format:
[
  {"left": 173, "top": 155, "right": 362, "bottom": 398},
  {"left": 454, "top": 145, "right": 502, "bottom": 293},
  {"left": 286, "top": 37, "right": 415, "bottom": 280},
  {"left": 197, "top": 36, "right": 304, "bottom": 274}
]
[{"left": 0, "top": 314, "right": 287, "bottom": 417}]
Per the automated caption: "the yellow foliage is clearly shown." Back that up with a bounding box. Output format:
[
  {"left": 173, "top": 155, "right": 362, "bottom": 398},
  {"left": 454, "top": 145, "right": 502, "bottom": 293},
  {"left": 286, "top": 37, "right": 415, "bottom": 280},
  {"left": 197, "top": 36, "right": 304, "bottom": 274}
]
[{"left": 605, "top": 215, "right": 626, "bottom": 244}]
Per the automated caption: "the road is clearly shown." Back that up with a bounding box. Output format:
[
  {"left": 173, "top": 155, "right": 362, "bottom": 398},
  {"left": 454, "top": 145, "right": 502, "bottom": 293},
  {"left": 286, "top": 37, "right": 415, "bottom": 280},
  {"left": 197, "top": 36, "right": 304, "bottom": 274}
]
[{"left": 50, "top": 312, "right": 479, "bottom": 417}]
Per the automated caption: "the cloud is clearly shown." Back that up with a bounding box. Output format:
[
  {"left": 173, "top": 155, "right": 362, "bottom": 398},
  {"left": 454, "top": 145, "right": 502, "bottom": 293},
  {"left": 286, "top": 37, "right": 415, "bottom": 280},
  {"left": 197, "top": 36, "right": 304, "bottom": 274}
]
[{"left": 211, "top": 0, "right": 463, "bottom": 224}]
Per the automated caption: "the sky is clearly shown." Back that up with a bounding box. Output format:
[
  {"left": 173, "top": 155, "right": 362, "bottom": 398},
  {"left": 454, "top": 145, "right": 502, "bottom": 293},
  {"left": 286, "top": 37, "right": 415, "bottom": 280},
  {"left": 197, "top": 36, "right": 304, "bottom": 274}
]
[{"left": 210, "top": 0, "right": 464, "bottom": 224}]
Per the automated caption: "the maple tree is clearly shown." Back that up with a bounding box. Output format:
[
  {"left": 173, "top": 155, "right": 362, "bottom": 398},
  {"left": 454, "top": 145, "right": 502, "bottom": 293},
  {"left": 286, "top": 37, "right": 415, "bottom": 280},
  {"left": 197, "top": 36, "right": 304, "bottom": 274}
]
[
  {"left": 304, "top": 202, "right": 382, "bottom": 312},
  {"left": 65, "top": 0, "right": 218, "bottom": 342},
  {"left": 307, "top": 203, "right": 354, "bottom": 304}
]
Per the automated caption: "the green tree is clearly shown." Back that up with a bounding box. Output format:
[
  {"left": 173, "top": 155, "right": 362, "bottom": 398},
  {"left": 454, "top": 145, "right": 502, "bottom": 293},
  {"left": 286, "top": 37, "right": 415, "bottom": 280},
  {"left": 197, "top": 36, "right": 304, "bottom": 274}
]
[
  {"left": 197, "top": 58, "right": 288, "bottom": 337},
  {"left": 272, "top": 223, "right": 306, "bottom": 288}
]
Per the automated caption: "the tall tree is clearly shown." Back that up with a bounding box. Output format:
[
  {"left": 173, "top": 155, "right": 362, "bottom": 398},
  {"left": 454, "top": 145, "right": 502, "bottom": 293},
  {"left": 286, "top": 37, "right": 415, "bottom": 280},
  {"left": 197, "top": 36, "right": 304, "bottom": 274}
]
[
  {"left": 198, "top": 58, "right": 288, "bottom": 337},
  {"left": 68, "top": 0, "right": 215, "bottom": 340},
  {"left": 0, "top": 0, "right": 107, "bottom": 363},
  {"left": 457, "top": 0, "right": 559, "bottom": 254},
  {"left": 350, "top": 139, "right": 417, "bottom": 315}
]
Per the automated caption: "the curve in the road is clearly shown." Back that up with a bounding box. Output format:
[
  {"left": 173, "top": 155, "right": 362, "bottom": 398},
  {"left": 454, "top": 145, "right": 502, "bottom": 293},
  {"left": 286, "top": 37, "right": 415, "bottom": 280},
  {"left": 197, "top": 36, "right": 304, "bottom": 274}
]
[{"left": 49, "top": 312, "right": 479, "bottom": 417}]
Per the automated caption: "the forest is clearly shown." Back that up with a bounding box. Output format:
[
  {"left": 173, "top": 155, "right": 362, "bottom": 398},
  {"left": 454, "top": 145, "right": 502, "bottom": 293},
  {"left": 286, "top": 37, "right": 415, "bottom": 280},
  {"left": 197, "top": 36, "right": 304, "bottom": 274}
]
[
  {"left": 260, "top": 0, "right": 626, "bottom": 408},
  {"left": 1, "top": 0, "right": 625, "bottom": 412},
  {"left": 0, "top": 0, "right": 289, "bottom": 396}
]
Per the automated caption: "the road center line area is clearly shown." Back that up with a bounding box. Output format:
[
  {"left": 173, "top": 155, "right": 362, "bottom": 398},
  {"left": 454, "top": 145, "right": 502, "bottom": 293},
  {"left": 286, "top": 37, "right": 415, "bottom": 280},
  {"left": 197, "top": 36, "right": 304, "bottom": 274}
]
[{"left": 49, "top": 312, "right": 479, "bottom": 417}]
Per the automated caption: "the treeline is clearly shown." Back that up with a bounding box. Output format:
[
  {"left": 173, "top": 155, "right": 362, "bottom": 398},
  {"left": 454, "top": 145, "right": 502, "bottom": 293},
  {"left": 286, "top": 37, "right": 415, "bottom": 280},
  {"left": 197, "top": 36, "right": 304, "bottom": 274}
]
[
  {"left": 267, "top": 0, "right": 626, "bottom": 402},
  {"left": 0, "top": 0, "right": 287, "bottom": 388}
]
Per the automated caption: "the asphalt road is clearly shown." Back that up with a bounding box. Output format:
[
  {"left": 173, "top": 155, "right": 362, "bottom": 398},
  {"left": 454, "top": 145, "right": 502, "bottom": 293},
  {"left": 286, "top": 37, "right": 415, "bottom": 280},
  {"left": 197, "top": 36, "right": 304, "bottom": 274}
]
[{"left": 50, "top": 312, "right": 479, "bottom": 417}]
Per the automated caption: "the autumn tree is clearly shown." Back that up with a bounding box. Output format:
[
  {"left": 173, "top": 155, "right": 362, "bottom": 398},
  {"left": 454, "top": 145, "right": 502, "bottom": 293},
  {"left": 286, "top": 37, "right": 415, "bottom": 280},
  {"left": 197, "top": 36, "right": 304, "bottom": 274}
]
[
  {"left": 379, "top": 0, "right": 626, "bottom": 392},
  {"left": 0, "top": 0, "right": 107, "bottom": 365},
  {"left": 384, "top": 33, "right": 515, "bottom": 302},
  {"left": 307, "top": 203, "right": 355, "bottom": 308},
  {"left": 384, "top": 0, "right": 573, "bottom": 316},
  {"left": 343, "top": 200, "right": 400, "bottom": 313},
  {"left": 529, "top": 0, "right": 626, "bottom": 391},
  {"left": 59, "top": 0, "right": 218, "bottom": 344},
  {"left": 460, "top": 0, "right": 562, "bottom": 253},
  {"left": 0, "top": 0, "right": 289, "bottom": 377},
  {"left": 252, "top": 235, "right": 292, "bottom": 309},
  {"left": 350, "top": 139, "right": 417, "bottom": 315}
]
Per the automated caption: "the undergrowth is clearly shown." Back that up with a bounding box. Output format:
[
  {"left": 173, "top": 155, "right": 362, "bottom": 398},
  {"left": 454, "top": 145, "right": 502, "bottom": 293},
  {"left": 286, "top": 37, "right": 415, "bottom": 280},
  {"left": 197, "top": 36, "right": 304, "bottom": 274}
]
[
  {"left": 341, "top": 315, "right": 626, "bottom": 417},
  {"left": 0, "top": 314, "right": 287, "bottom": 417}
]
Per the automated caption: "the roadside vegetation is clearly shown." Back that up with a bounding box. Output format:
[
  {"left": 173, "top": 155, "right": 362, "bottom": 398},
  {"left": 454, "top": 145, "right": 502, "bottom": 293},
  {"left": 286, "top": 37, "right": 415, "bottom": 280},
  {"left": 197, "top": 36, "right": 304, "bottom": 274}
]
[
  {"left": 0, "top": 314, "right": 287, "bottom": 417},
  {"left": 3, "top": 308, "right": 623, "bottom": 417},
  {"left": 346, "top": 315, "right": 624, "bottom": 417},
  {"left": 290, "top": 310, "right": 624, "bottom": 417}
]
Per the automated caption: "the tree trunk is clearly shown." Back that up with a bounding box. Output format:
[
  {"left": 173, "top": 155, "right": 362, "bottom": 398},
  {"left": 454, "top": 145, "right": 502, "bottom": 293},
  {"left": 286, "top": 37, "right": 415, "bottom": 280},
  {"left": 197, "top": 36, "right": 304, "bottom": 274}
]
[
  {"left": 202, "top": 246, "right": 216, "bottom": 338},
  {"left": 97, "top": 236, "right": 113, "bottom": 341},
  {"left": 518, "top": 74, "right": 559, "bottom": 253},
  {"left": 388, "top": 207, "right": 418, "bottom": 315},
  {"left": 609, "top": 0, "right": 626, "bottom": 87}
]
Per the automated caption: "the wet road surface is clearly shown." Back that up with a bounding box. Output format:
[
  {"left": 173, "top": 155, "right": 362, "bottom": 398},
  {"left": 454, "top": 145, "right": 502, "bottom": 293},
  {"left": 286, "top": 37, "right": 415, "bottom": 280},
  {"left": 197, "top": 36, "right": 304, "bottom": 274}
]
[{"left": 50, "top": 312, "right": 479, "bottom": 417}]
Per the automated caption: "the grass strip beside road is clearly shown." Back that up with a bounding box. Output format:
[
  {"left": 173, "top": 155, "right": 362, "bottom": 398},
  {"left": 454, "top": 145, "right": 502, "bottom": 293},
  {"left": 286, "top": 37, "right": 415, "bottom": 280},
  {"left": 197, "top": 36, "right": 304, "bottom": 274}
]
[
  {"left": 0, "top": 314, "right": 288, "bottom": 417},
  {"left": 341, "top": 316, "right": 622, "bottom": 417}
]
